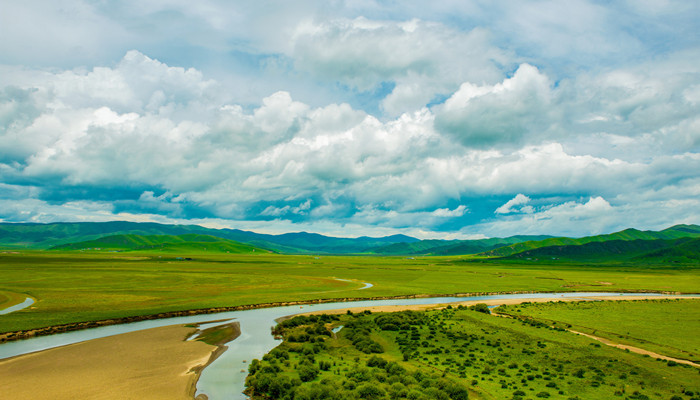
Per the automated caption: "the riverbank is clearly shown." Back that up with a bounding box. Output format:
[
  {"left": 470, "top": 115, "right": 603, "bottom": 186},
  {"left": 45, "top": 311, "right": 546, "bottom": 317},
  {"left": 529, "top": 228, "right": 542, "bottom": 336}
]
[
  {"left": 0, "top": 324, "right": 224, "bottom": 400},
  {"left": 1, "top": 289, "right": 688, "bottom": 343},
  {"left": 297, "top": 294, "right": 700, "bottom": 316}
]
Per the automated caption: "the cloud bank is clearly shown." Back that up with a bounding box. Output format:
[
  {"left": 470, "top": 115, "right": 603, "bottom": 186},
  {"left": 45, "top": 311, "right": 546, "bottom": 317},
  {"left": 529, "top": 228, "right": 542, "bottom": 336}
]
[{"left": 1, "top": 1, "right": 699, "bottom": 238}]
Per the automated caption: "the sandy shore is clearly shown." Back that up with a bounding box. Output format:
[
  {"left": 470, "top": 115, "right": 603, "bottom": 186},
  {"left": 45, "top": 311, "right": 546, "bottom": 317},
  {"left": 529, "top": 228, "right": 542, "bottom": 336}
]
[{"left": 0, "top": 324, "right": 217, "bottom": 400}]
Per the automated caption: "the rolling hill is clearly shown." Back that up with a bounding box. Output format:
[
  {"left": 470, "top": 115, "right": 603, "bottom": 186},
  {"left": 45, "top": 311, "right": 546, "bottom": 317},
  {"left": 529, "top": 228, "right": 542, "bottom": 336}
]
[
  {"left": 49, "top": 233, "right": 267, "bottom": 254},
  {"left": 633, "top": 237, "right": 700, "bottom": 264}
]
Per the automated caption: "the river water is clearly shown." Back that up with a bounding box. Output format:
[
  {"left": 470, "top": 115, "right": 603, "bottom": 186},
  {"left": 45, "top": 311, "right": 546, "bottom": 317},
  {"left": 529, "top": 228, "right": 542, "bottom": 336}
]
[
  {"left": 0, "top": 292, "right": 694, "bottom": 399},
  {"left": 0, "top": 297, "right": 34, "bottom": 315}
]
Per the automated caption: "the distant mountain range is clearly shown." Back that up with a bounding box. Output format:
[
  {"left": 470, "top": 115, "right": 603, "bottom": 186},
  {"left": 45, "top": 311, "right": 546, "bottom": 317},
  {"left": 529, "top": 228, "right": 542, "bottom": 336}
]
[
  {"left": 366, "top": 235, "right": 553, "bottom": 256},
  {"left": 0, "top": 221, "right": 419, "bottom": 254},
  {"left": 0, "top": 222, "right": 699, "bottom": 262}
]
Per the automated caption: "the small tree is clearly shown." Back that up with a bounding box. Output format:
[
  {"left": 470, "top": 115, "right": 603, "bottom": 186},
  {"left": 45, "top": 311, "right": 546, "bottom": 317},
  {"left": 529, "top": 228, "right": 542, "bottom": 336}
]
[{"left": 469, "top": 303, "right": 491, "bottom": 314}]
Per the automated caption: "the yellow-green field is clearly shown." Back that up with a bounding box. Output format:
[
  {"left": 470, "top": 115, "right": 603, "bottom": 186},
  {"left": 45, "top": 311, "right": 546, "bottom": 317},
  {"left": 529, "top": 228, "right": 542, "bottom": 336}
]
[{"left": 1, "top": 250, "right": 699, "bottom": 333}]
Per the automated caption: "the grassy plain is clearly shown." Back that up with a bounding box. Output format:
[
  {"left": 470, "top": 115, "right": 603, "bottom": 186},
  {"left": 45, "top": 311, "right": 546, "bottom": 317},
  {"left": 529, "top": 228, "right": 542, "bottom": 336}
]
[
  {"left": 497, "top": 299, "right": 700, "bottom": 362},
  {"left": 0, "top": 250, "right": 699, "bottom": 333},
  {"left": 247, "top": 307, "right": 700, "bottom": 400}
]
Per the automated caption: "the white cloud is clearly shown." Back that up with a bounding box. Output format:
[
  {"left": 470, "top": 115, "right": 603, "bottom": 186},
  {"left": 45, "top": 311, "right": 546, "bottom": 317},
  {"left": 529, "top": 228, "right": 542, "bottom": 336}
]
[
  {"left": 432, "top": 205, "right": 468, "bottom": 218},
  {"left": 473, "top": 196, "right": 616, "bottom": 237},
  {"left": 495, "top": 194, "right": 532, "bottom": 214},
  {"left": 291, "top": 18, "right": 508, "bottom": 115},
  {"left": 435, "top": 64, "right": 553, "bottom": 148}
]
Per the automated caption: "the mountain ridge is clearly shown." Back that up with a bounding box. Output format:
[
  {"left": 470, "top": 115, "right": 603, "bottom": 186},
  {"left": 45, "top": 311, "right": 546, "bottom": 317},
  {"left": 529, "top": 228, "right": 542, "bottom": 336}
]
[{"left": 1, "top": 221, "right": 698, "bottom": 257}]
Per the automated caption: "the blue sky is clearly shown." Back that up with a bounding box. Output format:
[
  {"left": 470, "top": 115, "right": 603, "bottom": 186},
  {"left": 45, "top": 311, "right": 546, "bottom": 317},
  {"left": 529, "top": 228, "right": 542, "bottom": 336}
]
[{"left": 1, "top": 0, "right": 699, "bottom": 239}]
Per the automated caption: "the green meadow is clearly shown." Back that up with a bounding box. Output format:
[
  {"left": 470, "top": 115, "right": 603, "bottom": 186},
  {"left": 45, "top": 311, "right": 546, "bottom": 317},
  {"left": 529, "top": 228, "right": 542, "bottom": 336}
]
[
  {"left": 246, "top": 306, "right": 700, "bottom": 400},
  {"left": 0, "top": 250, "right": 699, "bottom": 333},
  {"left": 497, "top": 299, "right": 700, "bottom": 361}
]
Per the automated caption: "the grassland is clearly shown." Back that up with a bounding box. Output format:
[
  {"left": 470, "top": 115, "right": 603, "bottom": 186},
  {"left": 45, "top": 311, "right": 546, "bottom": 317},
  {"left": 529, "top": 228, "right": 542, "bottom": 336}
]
[
  {"left": 246, "top": 306, "right": 700, "bottom": 400},
  {"left": 497, "top": 299, "right": 700, "bottom": 362},
  {"left": 1, "top": 250, "right": 699, "bottom": 334}
]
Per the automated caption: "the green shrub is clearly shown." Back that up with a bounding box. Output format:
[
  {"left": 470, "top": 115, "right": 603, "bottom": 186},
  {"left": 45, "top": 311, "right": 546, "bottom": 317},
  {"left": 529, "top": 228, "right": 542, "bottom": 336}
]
[
  {"left": 356, "top": 383, "right": 386, "bottom": 399},
  {"left": 298, "top": 364, "right": 320, "bottom": 382},
  {"left": 469, "top": 304, "right": 491, "bottom": 314}
]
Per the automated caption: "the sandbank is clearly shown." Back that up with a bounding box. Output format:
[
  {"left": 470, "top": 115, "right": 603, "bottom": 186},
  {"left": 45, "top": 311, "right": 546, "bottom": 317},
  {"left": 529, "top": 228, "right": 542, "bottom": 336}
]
[{"left": 0, "top": 324, "right": 218, "bottom": 400}]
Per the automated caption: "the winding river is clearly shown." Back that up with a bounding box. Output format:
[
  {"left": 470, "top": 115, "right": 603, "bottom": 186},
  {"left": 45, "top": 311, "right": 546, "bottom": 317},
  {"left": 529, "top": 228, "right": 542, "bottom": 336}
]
[
  {"left": 0, "top": 297, "right": 34, "bottom": 315},
  {"left": 0, "top": 292, "right": 696, "bottom": 399}
]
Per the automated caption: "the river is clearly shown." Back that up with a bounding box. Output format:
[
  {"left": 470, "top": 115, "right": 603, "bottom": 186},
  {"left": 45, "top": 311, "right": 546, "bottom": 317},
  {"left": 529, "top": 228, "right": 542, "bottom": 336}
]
[
  {"left": 0, "top": 292, "right": 695, "bottom": 399},
  {"left": 0, "top": 297, "right": 34, "bottom": 315}
]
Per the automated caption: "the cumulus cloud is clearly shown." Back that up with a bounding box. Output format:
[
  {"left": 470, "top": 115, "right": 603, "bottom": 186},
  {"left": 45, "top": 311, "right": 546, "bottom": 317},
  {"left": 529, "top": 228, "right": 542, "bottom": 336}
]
[
  {"left": 434, "top": 64, "right": 553, "bottom": 148},
  {"left": 291, "top": 17, "right": 508, "bottom": 116},
  {"left": 292, "top": 18, "right": 505, "bottom": 88},
  {"left": 433, "top": 205, "right": 468, "bottom": 218},
  {"left": 495, "top": 194, "right": 533, "bottom": 214}
]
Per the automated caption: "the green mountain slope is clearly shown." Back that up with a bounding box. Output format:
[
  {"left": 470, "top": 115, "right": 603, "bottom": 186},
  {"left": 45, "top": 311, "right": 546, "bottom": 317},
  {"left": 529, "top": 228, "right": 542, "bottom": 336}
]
[
  {"left": 368, "top": 235, "right": 552, "bottom": 255},
  {"left": 367, "top": 239, "right": 458, "bottom": 255},
  {"left": 481, "top": 225, "right": 700, "bottom": 258},
  {"left": 49, "top": 233, "right": 267, "bottom": 254},
  {"left": 504, "top": 238, "right": 693, "bottom": 262},
  {"left": 633, "top": 237, "right": 700, "bottom": 264},
  {"left": 0, "top": 222, "right": 217, "bottom": 249},
  {"left": 428, "top": 235, "right": 553, "bottom": 256}
]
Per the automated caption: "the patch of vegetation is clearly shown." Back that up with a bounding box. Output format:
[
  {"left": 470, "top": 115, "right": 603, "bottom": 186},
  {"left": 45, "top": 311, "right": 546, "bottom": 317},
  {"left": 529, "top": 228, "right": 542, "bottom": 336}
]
[
  {"left": 247, "top": 308, "right": 700, "bottom": 400},
  {"left": 246, "top": 312, "right": 469, "bottom": 400},
  {"left": 194, "top": 322, "right": 240, "bottom": 346}
]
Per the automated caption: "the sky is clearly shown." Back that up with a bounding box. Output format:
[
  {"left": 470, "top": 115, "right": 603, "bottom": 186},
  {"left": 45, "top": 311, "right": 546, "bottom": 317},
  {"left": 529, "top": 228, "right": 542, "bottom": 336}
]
[{"left": 1, "top": 0, "right": 699, "bottom": 239}]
